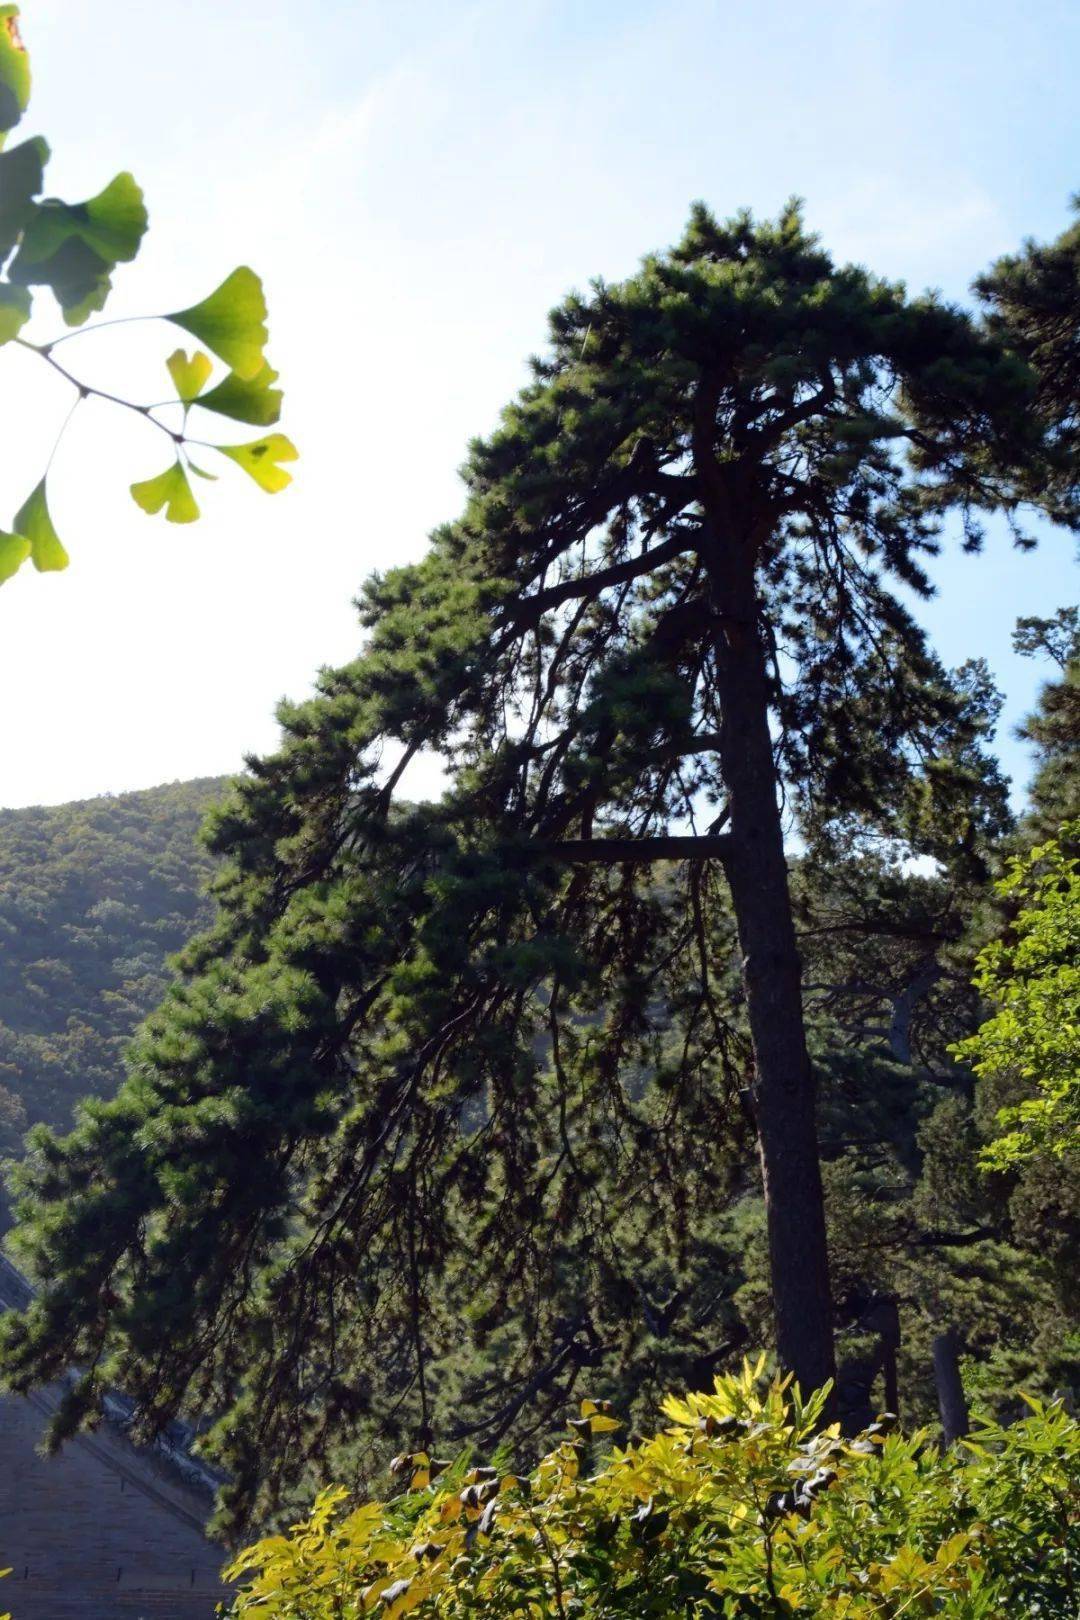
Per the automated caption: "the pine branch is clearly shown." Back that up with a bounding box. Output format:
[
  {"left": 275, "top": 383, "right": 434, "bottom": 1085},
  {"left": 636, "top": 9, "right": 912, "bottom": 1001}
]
[{"left": 534, "top": 834, "right": 733, "bottom": 864}]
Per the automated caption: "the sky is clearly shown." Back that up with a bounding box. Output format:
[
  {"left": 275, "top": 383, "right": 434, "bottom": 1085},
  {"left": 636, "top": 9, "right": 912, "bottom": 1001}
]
[{"left": 0, "top": 0, "right": 1077, "bottom": 810}]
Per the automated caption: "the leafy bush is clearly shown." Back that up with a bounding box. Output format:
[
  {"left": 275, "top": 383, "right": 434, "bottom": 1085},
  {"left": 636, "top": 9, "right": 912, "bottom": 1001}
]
[{"left": 225, "top": 1359, "right": 1080, "bottom": 1618}]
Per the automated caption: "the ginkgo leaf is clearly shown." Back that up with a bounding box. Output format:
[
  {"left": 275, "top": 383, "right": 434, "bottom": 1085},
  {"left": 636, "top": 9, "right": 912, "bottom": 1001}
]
[
  {"left": 8, "top": 171, "right": 147, "bottom": 324},
  {"left": 0, "top": 529, "right": 30, "bottom": 585},
  {"left": 13, "top": 479, "right": 68, "bottom": 571},
  {"left": 0, "top": 282, "right": 30, "bottom": 344},
  {"left": 170, "top": 267, "right": 268, "bottom": 380},
  {"left": 0, "top": 5, "right": 31, "bottom": 141},
  {"left": 217, "top": 433, "right": 297, "bottom": 493},
  {"left": 197, "top": 361, "right": 282, "bottom": 426},
  {"left": 166, "top": 347, "right": 213, "bottom": 404},
  {"left": 130, "top": 460, "right": 200, "bottom": 524},
  {"left": 0, "top": 133, "right": 47, "bottom": 255}
]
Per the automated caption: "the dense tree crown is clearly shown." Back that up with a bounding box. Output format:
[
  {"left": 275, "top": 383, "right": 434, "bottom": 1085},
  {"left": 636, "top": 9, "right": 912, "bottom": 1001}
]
[{"left": 0, "top": 203, "right": 1070, "bottom": 1528}]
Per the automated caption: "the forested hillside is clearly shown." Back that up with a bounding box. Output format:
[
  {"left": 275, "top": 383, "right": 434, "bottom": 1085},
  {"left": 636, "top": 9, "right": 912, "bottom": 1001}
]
[{"left": 0, "top": 779, "right": 226, "bottom": 1160}]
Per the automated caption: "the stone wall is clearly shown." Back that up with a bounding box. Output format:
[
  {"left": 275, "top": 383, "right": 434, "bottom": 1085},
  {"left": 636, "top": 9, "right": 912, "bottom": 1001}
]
[{"left": 0, "top": 1260, "right": 227, "bottom": 1620}]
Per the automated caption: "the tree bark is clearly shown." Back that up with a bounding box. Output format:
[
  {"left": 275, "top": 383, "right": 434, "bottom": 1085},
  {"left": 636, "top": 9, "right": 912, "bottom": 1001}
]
[
  {"left": 932, "top": 1329, "right": 969, "bottom": 1445},
  {"left": 700, "top": 501, "right": 836, "bottom": 1398}
]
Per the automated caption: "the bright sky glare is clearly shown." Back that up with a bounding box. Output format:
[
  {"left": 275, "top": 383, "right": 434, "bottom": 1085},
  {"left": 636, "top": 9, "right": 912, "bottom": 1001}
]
[{"left": 1, "top": 0, "right": 1077, "bottom": 810}]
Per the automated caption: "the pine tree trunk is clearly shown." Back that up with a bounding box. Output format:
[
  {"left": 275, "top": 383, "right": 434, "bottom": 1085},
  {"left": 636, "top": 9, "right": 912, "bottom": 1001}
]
[
  {"left": 932, "top": 1329, "right": 969, "bottom": 1445},
  {"left": 705, "top": 532, "right": 837, "bottom": 1398}
]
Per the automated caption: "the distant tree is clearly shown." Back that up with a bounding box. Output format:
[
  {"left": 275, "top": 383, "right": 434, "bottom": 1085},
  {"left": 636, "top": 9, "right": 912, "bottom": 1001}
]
[
  {"left": 0, "top": 202, "right": 1057, "bottom": 1527},
  {"left": 1011, "top": 609, "right": 1080, "bottom": 842},
  {"left": 976, "top": 198, "right": 1080, "bottom": 524},
  {"left": 0, "top": 4, "right": 296, "bottom": 588}
]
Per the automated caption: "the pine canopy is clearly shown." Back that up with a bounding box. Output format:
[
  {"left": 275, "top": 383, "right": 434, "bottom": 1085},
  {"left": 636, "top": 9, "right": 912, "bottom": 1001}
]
[{"left": 0, "top": 203, "right": 1055, "bottom": 1527}]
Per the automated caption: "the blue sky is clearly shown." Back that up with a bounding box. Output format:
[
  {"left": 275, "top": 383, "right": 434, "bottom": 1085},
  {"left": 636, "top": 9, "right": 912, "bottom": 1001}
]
[{"left": 0, "top": 0, "right": 1076, "bottom": 808}]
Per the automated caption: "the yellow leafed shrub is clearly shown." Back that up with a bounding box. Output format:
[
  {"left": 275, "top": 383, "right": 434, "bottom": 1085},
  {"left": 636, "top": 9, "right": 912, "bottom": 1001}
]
[{"left": 225, "top": 1357, "right": 1080, "bottom": 1618}]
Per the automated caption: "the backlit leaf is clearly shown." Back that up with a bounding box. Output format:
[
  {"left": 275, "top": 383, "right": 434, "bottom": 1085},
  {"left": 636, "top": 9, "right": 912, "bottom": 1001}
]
[
  {"left": 130, "top": 460, "right": 199, "bottom": 524},
  {"left": 0, "top": 5, "right": 30, "bottom": 141},
  {"left": 0, "top": 132, "right": 46, "bottom": 255},
  {"left": 197, "top": 360, "right": 282, "bottom": 425},
  {"left": 0, "top": 529, "right": 30, "bottom": 585},
  {"left": 588, "top": 1414, "right": 623, "bottom": 1434},
  {"left": 0, "top": 282, "right": 30, "bottom": 344},
  {"left": 8, "top": 170, "right": 147, "bottom": 324},
  {"left": 217, "top": 433, "right": 297, "bottom": 493},
  {"left": 166, "top": 347, "right": 213, "bottom": 405},
  {"left": 13, "top": 479, "right": 68, "bottom": 571},
  {"left": 170, "top": 267, "right": 268, "bottom": 380}
]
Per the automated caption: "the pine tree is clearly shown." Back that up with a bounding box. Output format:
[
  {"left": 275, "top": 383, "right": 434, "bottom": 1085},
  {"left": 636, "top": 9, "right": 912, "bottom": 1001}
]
[
  {"left": 976, "top": 199, "right": 1080, "bottom": 524},
  {"left": 1012, "top": 608, "right": 1080, "bottom": 842},
  {"left": 0, "top": 204, "right": 1052, "bottom": 1525}
]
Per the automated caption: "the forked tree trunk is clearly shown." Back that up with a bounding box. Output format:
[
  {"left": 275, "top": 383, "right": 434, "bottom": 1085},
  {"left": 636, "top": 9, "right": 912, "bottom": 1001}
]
[{"left": 705, "top": 528, "right": 837, "bottom": 1398}]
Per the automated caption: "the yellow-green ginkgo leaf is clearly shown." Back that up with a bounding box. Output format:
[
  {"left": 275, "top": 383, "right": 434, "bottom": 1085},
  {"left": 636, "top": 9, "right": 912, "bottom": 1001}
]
[
  {"left": 0, "top": 282, "right": 30, "bottom": 344},
  {"left": 170, "top": 267, "right": 268, "bottom": 381},
  {"left": 0, "top": 528, "right": 30, "bottom": 584},
  {"left": 0, "top": 6, "right": 30, "bottom": 142},
  {"left": 166, "top": 347, "right": 213, "bottom": 405},
  {"left": 217, "top": 433, "right": 297, "bottom": 493},
  {"left": 197, "top": 360, "right": 282, "bottom": 426},
  {"left": 7, "top": 171, "right": 147, "bottom": 325},
  {"left": 0, "top": 133, "right": 47, "bottom": 255},
  {"left": 13, "top": 479, "right": 68, "bottom": 571},
  {"left": 130, "top": 460, "right": 200, "bottom": 524}
]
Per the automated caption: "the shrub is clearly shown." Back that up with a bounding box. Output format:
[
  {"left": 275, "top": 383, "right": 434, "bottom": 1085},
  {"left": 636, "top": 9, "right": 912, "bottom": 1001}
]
[{"left": 225, "top": 1358, "right": 1080, "bottom": 1618}]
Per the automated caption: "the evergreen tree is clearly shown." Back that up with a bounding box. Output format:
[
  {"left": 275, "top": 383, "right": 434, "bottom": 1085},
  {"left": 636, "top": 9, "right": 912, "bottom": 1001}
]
[
  {"left": 0, "top": 205, "right": 1053, "bottom": 1526},
  {"left": 976, "top": 199, "right": 1080, "bottom": 524},
  {"left": 1012, "top": 608, "right": 1080, "bottom": 842}
]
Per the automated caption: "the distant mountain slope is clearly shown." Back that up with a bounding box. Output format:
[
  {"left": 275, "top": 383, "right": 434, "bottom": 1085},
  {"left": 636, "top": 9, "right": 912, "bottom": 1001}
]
[{"left": 0, "top": 779, "right": 228, "bottom": 1159}]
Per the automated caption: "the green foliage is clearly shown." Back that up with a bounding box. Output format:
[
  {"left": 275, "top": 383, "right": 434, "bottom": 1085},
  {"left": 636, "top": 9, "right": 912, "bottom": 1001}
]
[
  {"left": 218, "top": 432, "right": 298, "bottom": 493},
  {"left": 166, "top": 347, "right": 214, "bottom": 405},
  {"left": 0, "top": 528, "right": 29, "bottom": 583},
  {"left": 197, "top": 360, "right": 283, "bottom": 426},
  {"left": 0, "top": 6, "right": 296, "bottom": 584},
  {"left": 7, "top": 169, "right": 148, "bottom": 324},
  {"left": 12, "top": 478, "right": 68, "bottom": 572},
  {"left": 789, "top": 808, "right": 1080, "bottom": 1427},
  {"left": 227, "top": 1366, "right": 1080, "bottom": 1619},
  {"left": 0, "top": 200, "right": 1059, "bottom": 1530},
  {"left": 954, "top": 826, "right": 1080, "bottom": 1169},
  {"left": 0, "top": 779, "right": 223, "bottom": 1173},
  {"left": 0, "top": 134, "right": 47, "bottom": 258},
  {"left": 1013, "top": 609, "right": 1080, "bottom": 844},
  {"left": 169, "top": 266, "right": 269, "bottom": 380},
  {"left": 130, "top": 460, "right": 202, "bottom": 524},
  {"left": 0, "top": 6, "right": 30, "bottom": 135},
  {"left": 976, "top": 200, "right": 1080, "bottom": 526}
]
